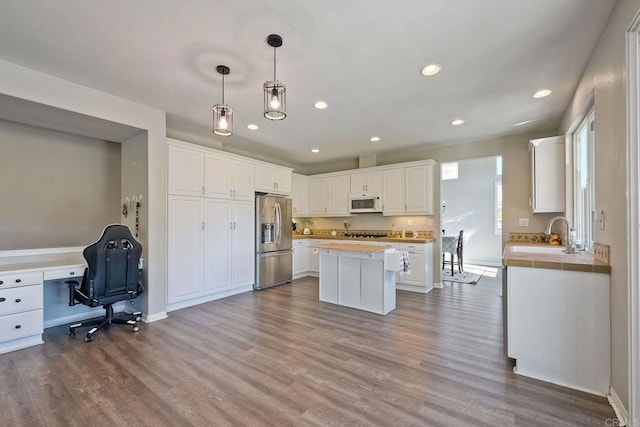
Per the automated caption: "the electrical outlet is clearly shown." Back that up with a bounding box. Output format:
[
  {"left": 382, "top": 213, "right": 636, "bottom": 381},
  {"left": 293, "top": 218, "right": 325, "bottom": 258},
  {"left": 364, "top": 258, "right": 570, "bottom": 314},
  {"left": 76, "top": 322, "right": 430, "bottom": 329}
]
[
  {"left": 408, "top": 219, "right": 413, "bottom": 226},
  {"left": 427, "top": 218, "right": 433, "bottom": 226},
  {"left": 519, "top": 218, "right": 529, "bottom": 227}
]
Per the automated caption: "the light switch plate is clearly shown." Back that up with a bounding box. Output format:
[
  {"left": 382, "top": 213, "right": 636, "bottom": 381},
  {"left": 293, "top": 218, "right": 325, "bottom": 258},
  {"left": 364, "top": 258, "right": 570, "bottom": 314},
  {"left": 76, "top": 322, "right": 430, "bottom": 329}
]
[
  {"left": 408, "top": 219, "right": 413, "bottom": 226},
  {"left": 427, "top": 218, "right": 433, "bottom": 226},
  {"left": 519, "top": 218, "right": 529, "bottom": 227}
]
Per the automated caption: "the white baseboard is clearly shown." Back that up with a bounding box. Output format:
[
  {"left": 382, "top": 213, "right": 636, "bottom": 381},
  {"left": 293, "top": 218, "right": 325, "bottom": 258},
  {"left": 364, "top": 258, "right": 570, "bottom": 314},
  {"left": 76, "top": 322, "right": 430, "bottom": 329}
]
[
  {"left": 144, "top": 311, "right": 168, "bottom": 323},
  {"left": 43, "top": 301, "right": 126, "bottom": 329},
  {"left": 607, "top": 386, "right": 629, "bottom": 426},
  {"left": 465, "top": 259, "right": 502, "bottom": 268},
  {"left": 0, "top": 334, "right": 43, "bottom": 355},
  {"left": 513, "top": 366, "right": 607, "bottom": 397},
  {"left": 433, "top": 282, "right": 443, "bottom": 289},
  {"left": 396, "top": 283, "right": 434, "bottom": 294},
  {"left": 166, "top": 285, "right": 253, "bottom": 313}
]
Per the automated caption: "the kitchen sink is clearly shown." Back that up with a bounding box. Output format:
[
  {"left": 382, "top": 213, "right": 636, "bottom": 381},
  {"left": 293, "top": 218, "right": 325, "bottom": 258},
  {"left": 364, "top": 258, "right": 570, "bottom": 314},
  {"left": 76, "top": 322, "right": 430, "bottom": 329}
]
[{"left": 510, "top": 245, "right": 567, "bottom": 254}]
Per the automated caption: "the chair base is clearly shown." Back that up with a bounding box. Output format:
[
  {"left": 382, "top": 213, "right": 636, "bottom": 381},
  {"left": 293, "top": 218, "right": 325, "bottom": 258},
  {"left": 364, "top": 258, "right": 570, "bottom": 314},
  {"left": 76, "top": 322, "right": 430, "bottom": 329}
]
[{"left": 69, "top": 304, "right": 142, "bottom": 342}]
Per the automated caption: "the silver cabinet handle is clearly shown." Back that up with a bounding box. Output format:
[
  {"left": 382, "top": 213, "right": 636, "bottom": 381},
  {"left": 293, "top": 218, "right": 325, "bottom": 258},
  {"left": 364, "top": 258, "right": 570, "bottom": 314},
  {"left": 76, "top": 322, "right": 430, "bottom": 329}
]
[
  {"left": 202, "top": 186, "right": 205, "bottom": 194},
  {"left": 201, "top": 222, "right": 205, "bottom": 230},
  {"left": 230, "top": 222, "right": 233, "bottom": 230}
]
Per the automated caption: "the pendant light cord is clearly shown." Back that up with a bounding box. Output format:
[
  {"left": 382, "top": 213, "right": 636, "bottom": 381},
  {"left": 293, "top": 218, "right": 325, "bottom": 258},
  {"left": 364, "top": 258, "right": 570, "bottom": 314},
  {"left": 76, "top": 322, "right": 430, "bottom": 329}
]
[
  {"left": 221, "top": 72, "right": 225, "bottom": 105},
  {"left": 273, "top": 47, "right": 277, "bottom": 82}
]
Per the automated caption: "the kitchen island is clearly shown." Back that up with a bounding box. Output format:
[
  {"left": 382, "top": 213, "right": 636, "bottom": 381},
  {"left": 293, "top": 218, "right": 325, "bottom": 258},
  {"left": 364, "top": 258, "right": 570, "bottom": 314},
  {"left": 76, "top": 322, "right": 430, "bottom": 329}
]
[{"left": 313, "top": 242, "right": 398, "bottom": 315}]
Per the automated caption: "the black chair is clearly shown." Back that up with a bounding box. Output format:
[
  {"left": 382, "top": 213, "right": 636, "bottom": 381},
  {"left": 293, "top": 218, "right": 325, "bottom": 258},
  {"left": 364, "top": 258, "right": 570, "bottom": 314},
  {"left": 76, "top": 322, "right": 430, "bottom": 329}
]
[
  {"left": 442, "top": 230, "right": 464, "bottom": 275},
  {"left": 66, "top": 224, "right": 143, "bottom": 342}
]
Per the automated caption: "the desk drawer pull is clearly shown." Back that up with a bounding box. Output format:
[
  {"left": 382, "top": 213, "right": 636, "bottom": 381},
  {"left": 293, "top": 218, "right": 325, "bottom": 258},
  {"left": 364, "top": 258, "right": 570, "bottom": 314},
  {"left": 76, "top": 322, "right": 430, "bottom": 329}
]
[
  {"left": 15, "top": 279, "right": 21, "bottom": 283},
  {"left": 0, "top": 280, "right": 3, "bottom": 285},
  {"left": 70, "top": 272, "right": 75, "bottom": 275},
  {"left": 15, "top": 325, "right": 21, "bottom": 329},
  {"left": 15, "top": 298, "right": 21, "bottom": 303},
  {"left": 0, "top": 298, "right": 5, "bottom": 302}
]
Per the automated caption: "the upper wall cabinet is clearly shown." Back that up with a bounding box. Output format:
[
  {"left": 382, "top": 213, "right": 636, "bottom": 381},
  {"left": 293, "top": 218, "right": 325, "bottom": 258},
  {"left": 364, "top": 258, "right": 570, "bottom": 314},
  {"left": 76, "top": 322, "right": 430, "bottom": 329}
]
[
  {"left": 168, "top": 140, "right": 255, "bottom": 200},
  {"left": 291, "top": 173, "right": 308, "bottom": 217},
  {"left": 255, "top": 164, "right": 292, "bottom": 195},
  {"left": 382, "top": 161, "right": 435, "bottom": 216},
  {"left": 530, "top": 136, "right": 565, "bottom": 213},
  {"left": 350, "top": 170, "right": 383, "bottom": 194},
  {"left": 308, "top": 175, "right": 350, "bottom": 216}
]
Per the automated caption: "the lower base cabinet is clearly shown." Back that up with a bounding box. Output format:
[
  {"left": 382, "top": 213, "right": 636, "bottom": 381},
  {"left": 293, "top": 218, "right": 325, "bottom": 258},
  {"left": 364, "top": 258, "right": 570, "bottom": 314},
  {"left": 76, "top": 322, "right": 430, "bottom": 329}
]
[
  {"left": 168, "top": 195, "right": 254, "bottom": 310},
  {"left": 396, "top": 241, "right": 434, "bottom": 293}
]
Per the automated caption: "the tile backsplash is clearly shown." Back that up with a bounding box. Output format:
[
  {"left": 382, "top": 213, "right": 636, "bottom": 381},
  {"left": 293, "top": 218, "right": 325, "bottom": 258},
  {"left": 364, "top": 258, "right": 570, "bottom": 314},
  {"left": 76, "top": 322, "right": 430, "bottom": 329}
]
[{"left": 508, "top": 232, "right": 549, "bottom": 243}]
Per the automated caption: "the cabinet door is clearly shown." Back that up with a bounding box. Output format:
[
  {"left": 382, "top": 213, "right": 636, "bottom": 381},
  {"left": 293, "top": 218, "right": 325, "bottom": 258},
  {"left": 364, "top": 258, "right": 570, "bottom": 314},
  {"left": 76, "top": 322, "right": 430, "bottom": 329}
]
[
  {"left": 273, "top": 169, "right": 292, "bottom": 195},
  {"left": 308, "top": 177, "right": 328, "bottom": 215},
  {"left": 204, "top": 154, "right": 231, "bottom": 199},
  {"left": 532, "top": 139, "right": 565, "bottom": 212},
  {"left": 291, "top": 174, "right": 308, "bottom": 216},
  {"left": 398, "top": 250, "right": 426, "bottom": 286},
  {"left": 204, "top": 200, "right": 231, "bottom": 293},
  {"left": 231, "top": 201, "right": 255, "bottom": 289},
  {"left": 382, "top": 169, "right": 405, "bottom": 214},
  {"left": 367, "top": 171, "right": 383, "bottom": 193},
  {"left": 405, "top": 165, "right": 431, "bottom": 213},
  {"left": 292, "top": 241, "right": 308, "bottom": 275},
  {"left": 350, "top": 173, "right": 368, "bottom": 193},
  {"left": 168, "top": 196, "right": 203, "bottom": 303},
  {"left": 310, "top": 241, "right": 320, "bottom": 272},
  {"left": 232, "top": 161, "right": 255, "bottom": 201},
  {"left": 255, "top": 166, "right": 275, "bottom": 192},
  {"left": 327, "top": 175, "right": 350, "bottom": 215},
  {"left": 168, "top": 145, "right": 204, "bottom": 196}
]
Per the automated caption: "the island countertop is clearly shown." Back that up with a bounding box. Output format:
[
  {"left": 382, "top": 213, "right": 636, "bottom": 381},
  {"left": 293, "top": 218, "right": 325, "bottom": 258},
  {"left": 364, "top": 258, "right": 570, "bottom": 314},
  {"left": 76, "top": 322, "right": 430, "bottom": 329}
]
[
  {"left": 311, "top": 242, "right": 395, "bottom": 253},
  {"left": 502, "top": 242, "right": 611, "bottom": 273},
  {"left": 294, "top": 235, "right": 435, "bottom": 244}
]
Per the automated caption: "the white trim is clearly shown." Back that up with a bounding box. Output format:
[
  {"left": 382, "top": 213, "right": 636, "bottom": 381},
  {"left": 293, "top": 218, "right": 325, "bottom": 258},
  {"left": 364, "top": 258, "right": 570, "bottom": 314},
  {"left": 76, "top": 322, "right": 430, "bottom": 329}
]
[
  {"left": 433, "top": 282, "right": 443, "bottom": 289},
  {"left": 0, "top": 246, "right": 84, "bottom": 258},
  {"left": 396, "top": 283, "right": 434, "bottom": 294},
  {"left": 609, "top": 386, "right": 630, "bottom": 426},
  {"left": 166, "top": 285, "right": 253, "bottom": 313},
  {"left": 0, "top": 335, "right": 43, "bottom": 355},
  {"left": 144, "top": 311, "right": 168, "bottom": 323},
  {"left": 43, "top": 302, "right": 126, "bottom": 329},
  {"left": 627, "top": 10, "right": 640, "bottom": 425}
]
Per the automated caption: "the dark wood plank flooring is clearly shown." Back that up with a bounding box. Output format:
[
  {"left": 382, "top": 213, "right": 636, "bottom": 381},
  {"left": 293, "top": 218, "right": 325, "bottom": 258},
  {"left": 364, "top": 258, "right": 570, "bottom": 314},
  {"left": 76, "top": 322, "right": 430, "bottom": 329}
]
[{"left": 0, "top": 269, "right": 615, "bottom": 426}]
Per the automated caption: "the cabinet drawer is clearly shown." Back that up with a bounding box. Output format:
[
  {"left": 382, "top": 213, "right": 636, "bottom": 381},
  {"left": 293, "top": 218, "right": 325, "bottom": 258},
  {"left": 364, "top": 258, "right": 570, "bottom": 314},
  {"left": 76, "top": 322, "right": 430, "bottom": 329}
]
[
  {"left": 0, "top": 309, "right": 43, "bottom": 342},
  {"left": 293, "top": 240, "right": 308, "bottom": 247},
  {"left": 0, "top": 285, "right": 43, "bottom": 316},
  {"left": 0, "top": 272, "right": 43, "bottom": 289},
  {"left": 398, "top": 244, "right": 424, "bottom": 251},
  {"left": 44, "top": 267, "right": 85, "bottom": 281}
]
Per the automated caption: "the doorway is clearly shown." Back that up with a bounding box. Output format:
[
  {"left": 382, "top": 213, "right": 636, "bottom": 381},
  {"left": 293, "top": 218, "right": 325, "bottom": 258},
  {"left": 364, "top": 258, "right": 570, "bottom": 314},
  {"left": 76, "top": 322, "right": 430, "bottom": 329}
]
[{"left": 441, "top": 156, "right": 503, "bottom": 267}]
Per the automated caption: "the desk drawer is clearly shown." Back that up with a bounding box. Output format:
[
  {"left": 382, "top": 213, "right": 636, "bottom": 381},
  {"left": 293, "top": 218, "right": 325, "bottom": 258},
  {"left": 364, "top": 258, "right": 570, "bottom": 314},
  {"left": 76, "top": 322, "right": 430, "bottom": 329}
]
[
  {"left": 0, "top": 272, "right": 43, "bottom": 289},
  {"left": 44, "top": 267, "right": 85, "bottom": 281},
  {"left": 0, "top": 309, "right": 43, "bottom": 342},
  {"left": 0, "top": 284, "right": 43, "bottom": 316}
]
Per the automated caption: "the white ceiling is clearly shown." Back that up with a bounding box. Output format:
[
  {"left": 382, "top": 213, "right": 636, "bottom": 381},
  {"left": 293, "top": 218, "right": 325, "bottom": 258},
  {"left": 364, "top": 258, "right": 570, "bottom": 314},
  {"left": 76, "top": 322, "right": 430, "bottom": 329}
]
[{"left": 0, "top": 0, "right": 615, "bottom": 167}]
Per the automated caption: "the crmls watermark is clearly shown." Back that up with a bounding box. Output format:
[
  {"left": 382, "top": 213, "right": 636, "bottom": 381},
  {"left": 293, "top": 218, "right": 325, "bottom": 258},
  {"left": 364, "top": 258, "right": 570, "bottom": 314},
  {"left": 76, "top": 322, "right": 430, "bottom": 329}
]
[{"left": 605, "top": 417, "right": 640, "bottom": 426}]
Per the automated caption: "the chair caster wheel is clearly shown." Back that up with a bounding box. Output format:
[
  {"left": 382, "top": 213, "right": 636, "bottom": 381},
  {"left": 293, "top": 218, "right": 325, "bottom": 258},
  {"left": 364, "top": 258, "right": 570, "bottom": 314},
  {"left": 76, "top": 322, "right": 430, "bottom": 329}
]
[
  {"left": 69, "top": 329, "right": 76, "bottom": 337},
  {"left": 132, "top": 325, "right": 140, "bottom": 332},
  {"left": 84, "top": 334, "right": 94, "bottom": 343},
  {"left": 135, "top": 316, "right": 142, "bottom": 322}
]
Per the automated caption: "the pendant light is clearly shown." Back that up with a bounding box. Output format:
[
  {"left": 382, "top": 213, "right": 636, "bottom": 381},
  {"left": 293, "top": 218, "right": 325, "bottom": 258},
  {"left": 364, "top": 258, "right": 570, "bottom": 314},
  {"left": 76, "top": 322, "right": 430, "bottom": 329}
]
[
  {"left": 263, "top": 34, "right": 286, "bottom": 120},
  {"left": 213, "top": 65, "right": 233, "bottom": 136}
]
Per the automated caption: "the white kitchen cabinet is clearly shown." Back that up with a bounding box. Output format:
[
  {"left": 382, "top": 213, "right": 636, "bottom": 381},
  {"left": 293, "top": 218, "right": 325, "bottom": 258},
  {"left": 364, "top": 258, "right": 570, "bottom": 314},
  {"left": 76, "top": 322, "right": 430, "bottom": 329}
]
[
  {"left": 396, "top": 241, "right": 434, "bottom": 293},
  {"left": 307, "top": 175, "right": 350, "bottom": 216},
  {"left": 168, "top": 144, "right": 205, "bottom": 197},
  {"left": 291, "top": 173, "right": 308, "bottom": 217},
  {"left": 204, "top": 155, "right": 254, "bottom": 201},
  {"left": 530, "top": 136, "right": 565, "bottom": 213},
  {"left": 255, "top": 164, "right": 292, "bottom": 195},
  {"left": 292, "top": 240, "right": 310, "bottom": 277},
  {"left": 350, "top": 170, "right": 383, "bottom": 194},
  {"left": 310, "top": 240, "right": 320, "bottom": 273},
  {"left": 507, "top": 266, "right": 609, "bottom": 395},
  {"left": 382, "top": 162, "right": 435, "bottom": 215},
  {"left": 168, "top": 195, "right": 255, "bottom": 309},
  {"left": 168, "top": 196, "right": 205, "bottom": 303}
]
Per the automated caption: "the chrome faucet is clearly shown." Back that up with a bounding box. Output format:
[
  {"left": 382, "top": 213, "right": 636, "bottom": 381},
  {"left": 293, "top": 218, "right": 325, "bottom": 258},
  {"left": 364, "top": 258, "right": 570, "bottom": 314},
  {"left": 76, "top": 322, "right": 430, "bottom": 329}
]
[{"left": 545, "top": 216, "right": 577, "bottom": 254}]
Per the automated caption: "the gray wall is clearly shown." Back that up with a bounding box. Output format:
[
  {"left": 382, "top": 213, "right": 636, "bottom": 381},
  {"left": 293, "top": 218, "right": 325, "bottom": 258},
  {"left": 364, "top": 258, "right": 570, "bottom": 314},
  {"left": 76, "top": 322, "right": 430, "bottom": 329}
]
[
  {"left": 0, "top": 119, "right": 121, "bottom": 250},
  {"left": 442, "top": 156, "right": 502, "bottom": 265},
  {"left": 560, "top": 0, "right": 640, "bottom": 410}
]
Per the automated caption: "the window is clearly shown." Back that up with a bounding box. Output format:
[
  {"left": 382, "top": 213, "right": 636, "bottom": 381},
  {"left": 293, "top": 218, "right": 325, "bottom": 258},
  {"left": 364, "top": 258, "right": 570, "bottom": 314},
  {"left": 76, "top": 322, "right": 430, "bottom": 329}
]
[
  {"left": 441, "top": 162, "right": 458, "bottom": 180},
  {"left": 496, "top": 156, "right": 502, "bottom": 176},
  {"left": 495, "top": 180, "right": 503, "bottom": 235},
  {"left": 573, "top": 109, "right": 595, "bottom": 249}
]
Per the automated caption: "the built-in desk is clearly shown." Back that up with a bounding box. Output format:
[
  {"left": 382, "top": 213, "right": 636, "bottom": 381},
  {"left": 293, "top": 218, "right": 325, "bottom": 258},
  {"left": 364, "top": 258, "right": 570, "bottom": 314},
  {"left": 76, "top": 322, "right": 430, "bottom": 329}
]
[{"left": 0, "top": 247, "right": 132, "bottom": 354}]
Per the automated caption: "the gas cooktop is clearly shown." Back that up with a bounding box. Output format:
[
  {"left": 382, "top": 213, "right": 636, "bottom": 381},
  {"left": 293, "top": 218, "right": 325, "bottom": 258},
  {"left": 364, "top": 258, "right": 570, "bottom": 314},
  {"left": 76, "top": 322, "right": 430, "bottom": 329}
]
[{"left": 343, "top": 233, "right": 387, "bottom": 238}]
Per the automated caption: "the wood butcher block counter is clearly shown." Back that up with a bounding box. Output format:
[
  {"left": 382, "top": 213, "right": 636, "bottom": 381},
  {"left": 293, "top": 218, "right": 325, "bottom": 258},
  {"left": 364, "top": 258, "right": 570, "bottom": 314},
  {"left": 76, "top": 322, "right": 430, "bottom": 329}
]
[
  {"left": 294, "top": 234, "right": 435, "bottom": 244},
  {"left": 312, "top": 242, "right": 398, "bottom": 315},
  {"left": 502, "top": 242, "right": 611, "bottom": 273}
]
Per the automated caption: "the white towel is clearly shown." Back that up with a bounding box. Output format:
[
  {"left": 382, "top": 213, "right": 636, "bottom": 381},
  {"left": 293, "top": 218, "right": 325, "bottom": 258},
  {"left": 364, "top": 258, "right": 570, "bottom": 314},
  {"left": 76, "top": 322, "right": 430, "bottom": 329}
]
[{"left": 398, "top": 251, "right": 411, "bottom": 276}]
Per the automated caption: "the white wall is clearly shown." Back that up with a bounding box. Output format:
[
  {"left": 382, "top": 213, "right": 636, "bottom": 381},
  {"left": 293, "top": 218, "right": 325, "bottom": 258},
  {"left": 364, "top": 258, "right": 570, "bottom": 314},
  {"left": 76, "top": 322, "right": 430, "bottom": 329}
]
[
  {"left": 0, "top": 59, "right": 167, "bottom": 321},
  {"left": 442, "top": 156, "right": 502, "bottom": 265},
  {"left": 559, "top": 0, "right": 640, "bottom": 411}
]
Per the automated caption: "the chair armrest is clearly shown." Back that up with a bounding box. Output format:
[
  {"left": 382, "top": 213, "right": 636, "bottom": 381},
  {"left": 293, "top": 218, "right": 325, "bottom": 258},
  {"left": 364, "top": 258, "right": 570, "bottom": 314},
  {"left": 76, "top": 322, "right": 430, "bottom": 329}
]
[{"left": 65, "top": 280, "right": 80, "bottom": 306}]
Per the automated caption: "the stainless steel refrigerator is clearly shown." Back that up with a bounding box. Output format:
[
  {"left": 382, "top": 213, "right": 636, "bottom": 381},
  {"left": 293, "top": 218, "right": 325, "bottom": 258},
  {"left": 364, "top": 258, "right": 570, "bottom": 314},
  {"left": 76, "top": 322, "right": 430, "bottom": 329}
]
[{"left": 254, "top": 194, "right": 292, "bottom": 290}]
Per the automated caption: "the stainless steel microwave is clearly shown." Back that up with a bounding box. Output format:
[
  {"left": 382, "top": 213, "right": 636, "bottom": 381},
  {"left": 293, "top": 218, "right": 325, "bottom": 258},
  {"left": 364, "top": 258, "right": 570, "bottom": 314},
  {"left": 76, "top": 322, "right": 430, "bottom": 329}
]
[{"left": 349, "top": 193, "right": 382, "bottom": 213}]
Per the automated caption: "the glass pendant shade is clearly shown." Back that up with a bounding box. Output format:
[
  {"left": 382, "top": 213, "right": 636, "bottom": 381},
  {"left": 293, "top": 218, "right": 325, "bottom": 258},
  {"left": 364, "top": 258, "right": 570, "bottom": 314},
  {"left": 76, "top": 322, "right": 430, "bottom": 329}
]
[
  {"left": 263, "top": 80, "right": 286, "bottom": 120},
  {"left": 212, "top": 65, "right": 233, "bottom": 136},
  {"left": 213, "top": 104, "right": 233, "bottom": 136}
]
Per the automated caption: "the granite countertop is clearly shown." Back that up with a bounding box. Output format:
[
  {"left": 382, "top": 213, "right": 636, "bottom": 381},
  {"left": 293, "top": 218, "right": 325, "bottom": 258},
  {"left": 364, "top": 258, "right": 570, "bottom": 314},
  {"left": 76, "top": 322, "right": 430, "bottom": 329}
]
[
  {"left": 311, "top": 242, "right": 395, "bottom": 253},
  {"left": 502, "top": 242, "right": 611, "bottom": 274},
  {"left": 293, "top": 234, "right": 435, "bottom": 244}
]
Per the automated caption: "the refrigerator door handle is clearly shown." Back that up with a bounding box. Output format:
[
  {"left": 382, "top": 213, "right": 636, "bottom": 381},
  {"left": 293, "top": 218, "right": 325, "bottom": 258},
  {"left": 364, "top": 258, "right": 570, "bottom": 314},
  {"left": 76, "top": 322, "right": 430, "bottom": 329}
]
[{"left": 275, "top": 202, "right": 281, "bottom": 244}]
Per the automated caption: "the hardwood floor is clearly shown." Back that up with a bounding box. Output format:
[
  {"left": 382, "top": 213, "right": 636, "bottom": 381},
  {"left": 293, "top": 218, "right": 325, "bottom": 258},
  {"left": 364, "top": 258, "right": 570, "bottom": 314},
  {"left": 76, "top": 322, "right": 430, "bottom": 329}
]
[{"left": 0, "top": 270, "right": 615, "bottom": 426}]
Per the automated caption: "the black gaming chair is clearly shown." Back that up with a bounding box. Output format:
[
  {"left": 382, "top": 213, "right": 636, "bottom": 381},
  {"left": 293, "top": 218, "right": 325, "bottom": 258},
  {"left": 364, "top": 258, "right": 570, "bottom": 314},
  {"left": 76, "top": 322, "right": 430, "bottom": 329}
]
[{"left": 66, "top": 224, "right": 144, "bottom": 342}]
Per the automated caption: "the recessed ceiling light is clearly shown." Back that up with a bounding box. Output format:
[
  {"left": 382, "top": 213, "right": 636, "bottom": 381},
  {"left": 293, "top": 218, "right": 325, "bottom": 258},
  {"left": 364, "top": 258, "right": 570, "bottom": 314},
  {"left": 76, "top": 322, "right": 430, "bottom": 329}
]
[
  {"left": 532, "top": 89, "right": 552, "bottom": 99},
  {"left": 420, "top": 64, "right": 442, "bottom": 76},
  {"left": 450, "top": 119, "right": 465, "bottom": 126},
  {"left": 513, "top": 120, "right": 532, "bottom": 127},
  {"left": 311, "top": 149, "right": 319, "bottom": 153},
  {"left": 370, "top": 136, "right": 381, "bottom": 142},
  {"left": 314, "top": 101, "right": 328, "bottom": 110},
  {"left": 247, "top": 124, "right": 259, "bottom": 130}
]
